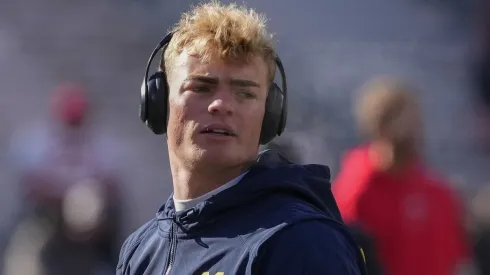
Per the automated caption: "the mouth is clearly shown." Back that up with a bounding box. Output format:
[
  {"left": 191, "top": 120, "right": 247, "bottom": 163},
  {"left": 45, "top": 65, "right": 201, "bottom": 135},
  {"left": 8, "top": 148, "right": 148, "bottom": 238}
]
[{"left": 200, "top": 126, "right": 237, "bottom": 137}]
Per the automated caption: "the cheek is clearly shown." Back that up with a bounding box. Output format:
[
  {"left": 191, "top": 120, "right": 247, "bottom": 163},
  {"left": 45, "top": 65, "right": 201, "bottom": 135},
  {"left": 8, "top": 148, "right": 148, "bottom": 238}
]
[
  {"left": 167, "top": 97, "right": 199, "bottom": 140},
  {"left": 243, "top": 105, "right": 265, "bottom": 143},
  {"left": 166, "top": 100, "right": 186, "bottom": 142}
]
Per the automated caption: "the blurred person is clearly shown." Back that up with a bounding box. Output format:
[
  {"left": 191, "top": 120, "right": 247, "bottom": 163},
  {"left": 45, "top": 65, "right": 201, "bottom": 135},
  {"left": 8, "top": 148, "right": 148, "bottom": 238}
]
[
  {"left": 3, "top": 83, "right": 123, "bottom": 275},
  {"left": 117, "top": 2, "right": 367, "bottom": 275},
  {"left": 333, "top": 76, "right": 474, "bottom": 275}
]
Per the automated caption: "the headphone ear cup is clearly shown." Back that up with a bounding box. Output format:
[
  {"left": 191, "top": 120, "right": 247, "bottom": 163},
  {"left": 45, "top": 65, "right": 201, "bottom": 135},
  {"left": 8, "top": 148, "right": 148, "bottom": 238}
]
[
  {"left": 146, "top": 72, "right": 169, "bottom": 135},
  {"left": 260, "top": 82, "right": 284, "bottom": 144},
  {"left": 140, "top": 79, "right": 149, "bottom": 123}
]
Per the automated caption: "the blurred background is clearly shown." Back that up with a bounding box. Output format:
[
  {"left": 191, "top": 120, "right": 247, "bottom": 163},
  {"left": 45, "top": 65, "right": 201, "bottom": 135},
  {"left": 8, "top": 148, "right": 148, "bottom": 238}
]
[{"left": 0, "top": 0, "right": 489, "bottom": 274}]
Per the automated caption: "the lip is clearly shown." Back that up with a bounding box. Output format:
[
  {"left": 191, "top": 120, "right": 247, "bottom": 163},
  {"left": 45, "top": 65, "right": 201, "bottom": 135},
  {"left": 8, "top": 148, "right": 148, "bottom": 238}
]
[{"left": 199, "top": 123, "right": 237, "bottom": 137}]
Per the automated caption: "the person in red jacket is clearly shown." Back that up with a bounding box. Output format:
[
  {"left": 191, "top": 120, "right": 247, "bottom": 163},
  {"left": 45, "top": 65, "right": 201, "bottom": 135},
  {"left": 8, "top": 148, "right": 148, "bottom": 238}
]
[{"left": 333, "top": 77, "right": 474, "bottom": 275}]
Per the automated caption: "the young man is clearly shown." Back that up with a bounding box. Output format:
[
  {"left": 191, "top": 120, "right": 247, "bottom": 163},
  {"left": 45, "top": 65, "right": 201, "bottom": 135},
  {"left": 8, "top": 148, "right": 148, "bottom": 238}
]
[
  {"left": 117, "top": 2, "right": 365, "bottom": 275},
  {"left": 333, "top": 77, "right": 473, "bottom": 275}
]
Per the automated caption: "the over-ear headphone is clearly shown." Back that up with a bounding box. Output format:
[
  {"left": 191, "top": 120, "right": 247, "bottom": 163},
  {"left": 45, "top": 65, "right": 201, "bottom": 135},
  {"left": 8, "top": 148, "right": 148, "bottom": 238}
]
[{"left": 140, "top": 32, "right": 288, "bottom": 145}]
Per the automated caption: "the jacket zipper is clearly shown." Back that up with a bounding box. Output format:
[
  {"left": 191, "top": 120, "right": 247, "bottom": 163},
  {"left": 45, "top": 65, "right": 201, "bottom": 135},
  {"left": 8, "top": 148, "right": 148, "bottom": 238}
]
[{"left": 164, "top": 215, "right": 178, "bottom": 275}]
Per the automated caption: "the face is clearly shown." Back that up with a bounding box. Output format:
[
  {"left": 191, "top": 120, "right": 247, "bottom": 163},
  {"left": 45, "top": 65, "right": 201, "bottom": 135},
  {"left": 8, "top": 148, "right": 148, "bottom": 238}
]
[{"left": 166, "top": 50, "right": 269, "bottom": 170}]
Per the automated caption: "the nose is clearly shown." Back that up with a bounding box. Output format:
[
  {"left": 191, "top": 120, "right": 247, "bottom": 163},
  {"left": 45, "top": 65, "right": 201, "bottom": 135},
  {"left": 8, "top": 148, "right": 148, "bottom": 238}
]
[{"left": 208, "top": 90, "right": 234, "bottom": 116}]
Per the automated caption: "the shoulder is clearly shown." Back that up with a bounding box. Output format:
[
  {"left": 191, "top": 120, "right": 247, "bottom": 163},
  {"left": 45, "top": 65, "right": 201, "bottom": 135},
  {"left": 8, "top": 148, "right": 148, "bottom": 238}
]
[
  {"left": 333, "top": 147, "right": 374, "bottom": 221},
  {"left": 340, "top": 146, "right": 370, "bottom": 166},
  {"left": 422, "top": 170, "right": 461, "bottom": 202},
  {"left": 334, "top": 146, "right": 372, "bottom": 186},
  {"left": 119, "top": 218, "right": 159, "bottom": 255},
  {"left": 117, "top": 218, "right": 159, "bottom": 270},
  {"left": 255, "top": 220, "right": 364, "bottom": 274},
  {"left": 276, "top": 220, "right": 359, "bottom": 253}
]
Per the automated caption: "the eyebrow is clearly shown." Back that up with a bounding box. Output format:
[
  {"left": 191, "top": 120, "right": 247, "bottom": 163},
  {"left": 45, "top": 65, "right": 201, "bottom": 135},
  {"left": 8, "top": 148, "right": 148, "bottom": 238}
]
[
  {"left": 184, "top": 75, "right": 260, "bottom": 88},
  {"left": 230, "top": 78, "right": 260, "bottom": 88},
  {"left": 184, "top": 75, "right": 219, "bottom": 85}
]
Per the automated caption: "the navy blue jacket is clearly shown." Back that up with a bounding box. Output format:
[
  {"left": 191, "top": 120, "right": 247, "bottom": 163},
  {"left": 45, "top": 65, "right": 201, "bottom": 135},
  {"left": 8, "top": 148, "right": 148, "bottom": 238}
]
[{"left": 117, "top": 150, "right": 366, "bottom": 275}]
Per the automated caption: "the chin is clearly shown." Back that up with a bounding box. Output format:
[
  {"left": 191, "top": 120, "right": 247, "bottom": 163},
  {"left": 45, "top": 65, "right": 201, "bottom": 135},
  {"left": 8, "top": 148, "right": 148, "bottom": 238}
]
[{"left": 196, "top": 148, "right": 244, "bottom": 167}]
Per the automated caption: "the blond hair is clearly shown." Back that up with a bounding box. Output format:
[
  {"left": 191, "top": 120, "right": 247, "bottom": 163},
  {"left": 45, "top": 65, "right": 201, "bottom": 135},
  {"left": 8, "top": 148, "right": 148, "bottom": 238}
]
[
  {"left": 162, "top": 1, "right": 276, "bottom": 81},
  {"left": 355, "top": 76, "right": 422, "bottom": 144}
]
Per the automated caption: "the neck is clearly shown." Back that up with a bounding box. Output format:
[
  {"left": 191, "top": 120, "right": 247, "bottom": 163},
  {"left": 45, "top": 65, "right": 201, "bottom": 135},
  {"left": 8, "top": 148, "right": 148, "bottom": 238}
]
[
  {"left": 369, "top": 140, "right": 419, "bottom": 172},
  {"left": 169, "top": 153, "right": 252, "bottom": 200}
]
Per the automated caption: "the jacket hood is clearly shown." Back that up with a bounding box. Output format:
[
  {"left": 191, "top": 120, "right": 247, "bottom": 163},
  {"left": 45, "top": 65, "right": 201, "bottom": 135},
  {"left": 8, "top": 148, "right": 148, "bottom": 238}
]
[{"left": 156, "top": 149, "right": 342, "bottom": 234}]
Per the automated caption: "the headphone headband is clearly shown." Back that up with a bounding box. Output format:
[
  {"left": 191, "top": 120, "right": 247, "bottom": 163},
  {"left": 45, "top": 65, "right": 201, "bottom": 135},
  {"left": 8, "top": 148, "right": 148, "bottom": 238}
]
[
  {"left": 142, "top": 32, "right": 174, "bottom": 102},
  {"left": 273, "top": 55, "right": 288, "bottom": 133}
]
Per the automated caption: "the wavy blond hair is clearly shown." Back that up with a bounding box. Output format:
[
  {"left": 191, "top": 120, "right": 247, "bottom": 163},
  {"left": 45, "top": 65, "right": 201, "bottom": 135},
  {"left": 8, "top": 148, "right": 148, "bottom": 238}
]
[{"left": 162, "top": 1, "right": 276, "bottom": 82}]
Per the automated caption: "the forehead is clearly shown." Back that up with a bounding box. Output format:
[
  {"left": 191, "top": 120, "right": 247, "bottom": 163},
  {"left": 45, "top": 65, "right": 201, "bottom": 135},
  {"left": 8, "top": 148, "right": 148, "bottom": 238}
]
[{"left": 172, "top": 50, "right": 269, "bottom": 85}]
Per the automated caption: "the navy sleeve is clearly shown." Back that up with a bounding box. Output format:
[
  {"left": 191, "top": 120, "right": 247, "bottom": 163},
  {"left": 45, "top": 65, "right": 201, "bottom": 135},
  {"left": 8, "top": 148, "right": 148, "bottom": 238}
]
[{"left": 254, "top": 220, "right": 363, "bottom": 275}]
